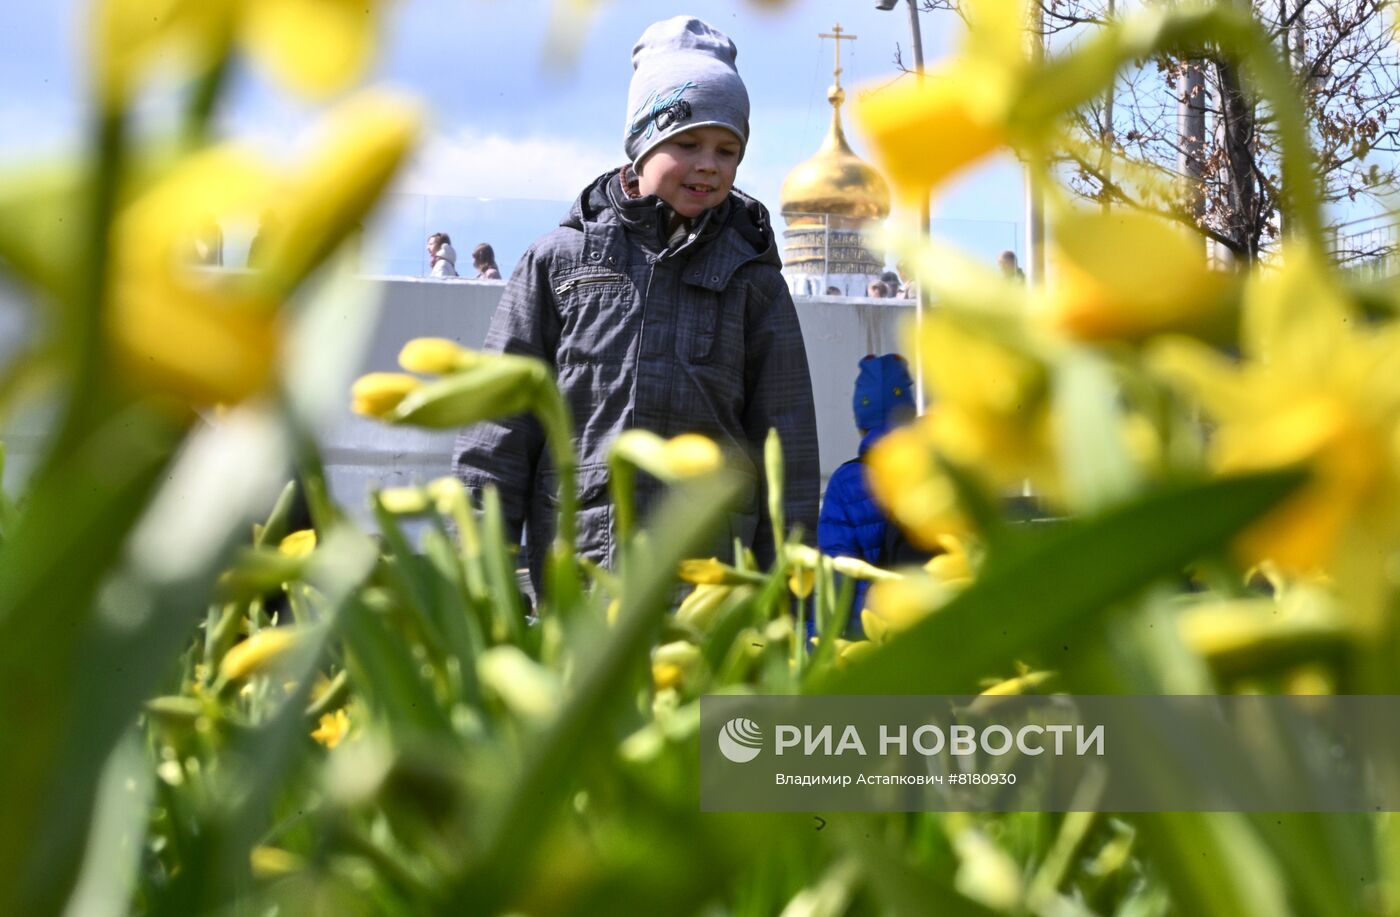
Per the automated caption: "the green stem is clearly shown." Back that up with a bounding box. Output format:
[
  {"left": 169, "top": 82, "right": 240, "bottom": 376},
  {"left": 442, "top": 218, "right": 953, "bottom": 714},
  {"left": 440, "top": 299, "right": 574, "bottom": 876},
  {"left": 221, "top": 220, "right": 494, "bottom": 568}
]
[
  {"left": 51, "top": 108, "right": 125, "bottom": 460},
  {"left": 607, "top": 456, "right": 636, "bottom": 545},
  {"left": 182, "top": 46, "right": 233, "bottom": 149},
  {"left": 532, "top": 384, "right": 576, "bottom": 550}
]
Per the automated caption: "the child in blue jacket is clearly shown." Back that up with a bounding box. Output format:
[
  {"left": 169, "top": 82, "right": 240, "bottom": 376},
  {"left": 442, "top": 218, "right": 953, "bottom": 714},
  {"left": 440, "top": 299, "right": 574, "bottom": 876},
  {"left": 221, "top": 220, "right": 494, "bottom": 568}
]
[{"left": 817, "top": 354, "right": 916, "bottom": 624}]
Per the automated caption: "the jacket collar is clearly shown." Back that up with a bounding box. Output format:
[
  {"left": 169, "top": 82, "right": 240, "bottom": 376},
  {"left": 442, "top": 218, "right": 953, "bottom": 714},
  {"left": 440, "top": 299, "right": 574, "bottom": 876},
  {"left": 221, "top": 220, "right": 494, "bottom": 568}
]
[{"left": 565, "top": 167, "right": 775, "bottom": 291}]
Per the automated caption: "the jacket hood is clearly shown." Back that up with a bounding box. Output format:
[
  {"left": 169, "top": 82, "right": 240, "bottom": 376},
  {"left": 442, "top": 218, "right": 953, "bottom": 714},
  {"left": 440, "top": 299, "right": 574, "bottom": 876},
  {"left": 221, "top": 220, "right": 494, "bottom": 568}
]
[{"left": 562, "top": 167, "right": 780, "bottom": 269}]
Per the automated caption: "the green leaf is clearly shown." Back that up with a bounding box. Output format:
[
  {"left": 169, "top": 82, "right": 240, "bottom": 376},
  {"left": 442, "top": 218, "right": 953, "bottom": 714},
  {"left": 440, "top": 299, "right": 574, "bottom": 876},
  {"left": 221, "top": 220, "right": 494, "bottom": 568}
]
[
  {"left": 817, "top": 471, "right": 1304, "bottom": 695},
  {"left": 451, "top": 472, "right": 743, "bottom": 913}
]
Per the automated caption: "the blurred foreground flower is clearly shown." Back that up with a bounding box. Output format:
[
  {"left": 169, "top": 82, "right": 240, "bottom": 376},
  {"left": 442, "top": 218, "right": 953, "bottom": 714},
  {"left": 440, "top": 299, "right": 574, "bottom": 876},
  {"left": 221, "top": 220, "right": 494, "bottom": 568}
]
[
  {"left": 351, "top": 373, "right": 423, "bottom": 418},
  {"left": 611, "top": 431, "right": 723, "bottom": 481},
  {"left": 95, "top": 0, "right": 384, "bottom": 107},
  {"left": 1151, "top": 247, "right": 1400, "bottom": 631},
  {"left": 1043, "top": 208, "right": 1233, "bottom": 342},
  {"left": 277, "top": 529, "right": 317, "bottom": 558},
  {"left": 113, "top": 92, "right": 419, "bottom": 408},
  {"left": 398, "top": 337, "right": 480, "bottom": 375},
  {"left": 856, "top": 0, "right": 1033, "bottom": 198},
  {"left": 862, "top": 575, "right": 961, "bottom": 645},
  {"left": 220, "top": 628, "right": 307, "bottom": 681}
]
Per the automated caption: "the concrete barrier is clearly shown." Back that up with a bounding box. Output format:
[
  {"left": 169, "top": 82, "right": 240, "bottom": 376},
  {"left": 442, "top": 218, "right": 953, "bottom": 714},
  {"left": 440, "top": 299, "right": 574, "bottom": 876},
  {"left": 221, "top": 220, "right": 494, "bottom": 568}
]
[{"left": 1, "top": 274, "right": 917, "bottom": 527}]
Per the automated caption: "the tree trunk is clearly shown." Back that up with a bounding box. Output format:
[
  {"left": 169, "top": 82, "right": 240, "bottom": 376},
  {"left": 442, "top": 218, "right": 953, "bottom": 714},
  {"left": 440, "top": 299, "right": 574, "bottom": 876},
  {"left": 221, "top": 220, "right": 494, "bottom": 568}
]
[{"left": 1214, "top": 56, "right": 1260, "bottom": 263}]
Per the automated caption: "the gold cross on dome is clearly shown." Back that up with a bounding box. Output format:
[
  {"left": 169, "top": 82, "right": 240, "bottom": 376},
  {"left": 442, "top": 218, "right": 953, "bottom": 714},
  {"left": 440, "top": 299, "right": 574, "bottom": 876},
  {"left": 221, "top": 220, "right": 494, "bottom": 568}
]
[{"left": 819, "top": 23, "right": 858, "bottom": 87}]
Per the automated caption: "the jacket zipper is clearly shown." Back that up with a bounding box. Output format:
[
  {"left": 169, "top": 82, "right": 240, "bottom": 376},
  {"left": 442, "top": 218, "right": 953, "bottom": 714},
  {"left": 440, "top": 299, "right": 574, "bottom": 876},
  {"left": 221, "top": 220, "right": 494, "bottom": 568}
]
[{"left": 555, "top": 274, "right": 625, "bottom": 295}]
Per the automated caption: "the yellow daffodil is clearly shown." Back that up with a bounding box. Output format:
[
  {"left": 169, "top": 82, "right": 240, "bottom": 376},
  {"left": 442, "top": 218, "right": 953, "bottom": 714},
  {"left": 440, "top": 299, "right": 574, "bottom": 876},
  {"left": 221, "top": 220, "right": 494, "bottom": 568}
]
[
  {"left": 675, "top": 584, "right": 736, "bottom": 630},
  {"left": 310, "top": 708, "right": 350, "bottom": 749},
  {"left": 835, "top": 638, "right": 876, "bottom": 667},
  {"left": 856, "top": 0, "right": 1037, "bottom": 198},
  {"left": 864, "top": 424, "right": 967, "bottom": 551},
  {"left": 351, "top": 372, "right": 422, "bottom": 418},
  {"left": 1150, "top": 245, "right": 1400, "bottom": 632},
  {"left": 398, "top": 337, "right": 479, "bottom": 375},
  {"left": 866, "top": 316, "right": 1057, "bottom": 545},
  {"left": 663, "top": 433, "right": 725, "bottom": 477},
  {"left": 1042, "top": 209, "right": 1233, "bottom": 342},
  {"left": 925, "top": 534, "right": 974, "bottom": 587},
  {"left": 243, "top": 0, "right": 379, "bottom": 98},
  {"left": 110, "top": 92, "right": 418, "bottom": 409},
  {"left": 255, "top": 91, "right": 422, "bottom": 288},
  {"left": 220, "top": 627, "right": 306, "bottom": 680},
  {"left": 377, "top": 486, "right": 431, "bottom": 515},
  {"left": 277, "top": 529, "right": 317, "bottom": 558},
  {"left": 788, "top": 567, "right": 816, "bottom": 600},
  {"left": 861, "top": 576, "right": 957, "bottom": 644},
  {"left": 93, "top": 0, "right": 237, "bottom": 108},
  {"left": 913, "top": 314, "right": 1061, "bottom": 499},
  {"left": 678, "top": 558, "right": 728, "bottom": 585},
  {"left": 94, "top": 0, "right": 383, "bottom": 108},
  {"left": 110, "top": 147, "right": 282, "bottom": 406},
  {"left": 857, "top": 66, "right": 1010, "bottom": 201},
  {"left": 677, "top": 558, "right": 765, "bottom": 587},
  {"left": 611, "top": 430, "right": 724, "bottom": 481},
  {"left": 651, "top": 641, "right": 702, "bottom": 692}
]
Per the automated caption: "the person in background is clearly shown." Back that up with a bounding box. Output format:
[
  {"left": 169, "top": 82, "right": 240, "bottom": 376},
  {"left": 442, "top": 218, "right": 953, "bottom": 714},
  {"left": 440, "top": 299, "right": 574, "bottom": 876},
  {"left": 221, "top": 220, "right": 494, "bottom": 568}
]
[
  {"left": 880, "top": 270, "right": 902, "bottom": 298},
  {"left": 428, "top": 232, "right": 458, "bottom": 277},
  {"left": 818, "top": 353, "right": 917, "bottom": 626},
  {"left": 247, "top": 209, "right": 277, "bottom": 268},
  {"left": 472, "top": 243, "right": 502, "bottom": 279},
  {"left": 866, "top": 280, "right": 889, "bottom": 298},
  {"left": 998, "top": 249, "right": 1025, "bottom": 282},
  {"left": 453, "top": 15, "right": 819, "bottom": 597},
  {"left": 825, "top": 285, "right": 842, "bottom": 296}
]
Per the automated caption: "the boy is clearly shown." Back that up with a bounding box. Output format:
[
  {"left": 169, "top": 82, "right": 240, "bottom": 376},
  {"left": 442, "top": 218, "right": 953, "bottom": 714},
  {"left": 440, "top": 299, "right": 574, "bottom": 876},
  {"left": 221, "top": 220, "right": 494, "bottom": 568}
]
[
  {"left": 453, "top": 16, "right": 819, "bottom": 595},
  {"left": 817, "top": 354, "right": 916, "bottom": 621}
]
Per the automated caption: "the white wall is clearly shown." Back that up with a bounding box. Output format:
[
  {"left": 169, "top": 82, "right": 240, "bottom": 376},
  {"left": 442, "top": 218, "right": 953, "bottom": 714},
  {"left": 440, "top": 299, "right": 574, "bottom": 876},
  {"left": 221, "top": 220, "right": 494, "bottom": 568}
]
[{"left": 1, "top": 275, "right": 917, "bottom": 524}]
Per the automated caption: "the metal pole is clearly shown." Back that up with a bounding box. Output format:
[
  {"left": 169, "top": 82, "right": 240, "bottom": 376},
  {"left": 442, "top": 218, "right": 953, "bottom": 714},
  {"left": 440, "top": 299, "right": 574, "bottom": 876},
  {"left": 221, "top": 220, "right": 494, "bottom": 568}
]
[
  {"left": 1025, "top": 1, "right": 1045, "bottom": 287},
  {"left": 907, "top": 0, "right": 929, "bottom": 414}
]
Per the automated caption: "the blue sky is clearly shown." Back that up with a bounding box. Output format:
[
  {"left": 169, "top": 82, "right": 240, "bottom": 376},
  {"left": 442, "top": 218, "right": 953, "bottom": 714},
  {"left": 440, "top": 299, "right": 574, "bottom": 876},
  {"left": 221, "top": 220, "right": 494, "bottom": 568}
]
[{"left": 0, "top": 1, "right": 1028, "bottom": 276}]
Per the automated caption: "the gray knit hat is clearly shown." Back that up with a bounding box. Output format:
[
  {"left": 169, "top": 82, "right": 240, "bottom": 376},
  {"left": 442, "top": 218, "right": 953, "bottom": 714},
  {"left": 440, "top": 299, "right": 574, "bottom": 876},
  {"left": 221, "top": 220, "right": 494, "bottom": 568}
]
[{"left": 625, "top": 16, "right": 750, "bottom": 165}]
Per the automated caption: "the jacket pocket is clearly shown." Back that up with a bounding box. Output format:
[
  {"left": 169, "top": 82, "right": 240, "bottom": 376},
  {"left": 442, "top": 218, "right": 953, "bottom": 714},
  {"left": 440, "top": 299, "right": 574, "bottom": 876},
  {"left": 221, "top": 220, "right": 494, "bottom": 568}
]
[
  {"left": 553, "top": 269, "right": 634, "bottom": 363},
  {"left": 682, "top": 286, "right": 736, "bottom": 364},
  {"left": 538, "top": 463, "right": 614, "bottom": 565}
]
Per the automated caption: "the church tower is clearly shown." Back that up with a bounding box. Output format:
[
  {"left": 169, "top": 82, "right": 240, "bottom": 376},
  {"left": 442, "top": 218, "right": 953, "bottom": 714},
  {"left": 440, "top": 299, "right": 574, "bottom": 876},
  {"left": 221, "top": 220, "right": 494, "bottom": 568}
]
[{"left": 780, "top": 24, "right": 892, "bottom": 298}]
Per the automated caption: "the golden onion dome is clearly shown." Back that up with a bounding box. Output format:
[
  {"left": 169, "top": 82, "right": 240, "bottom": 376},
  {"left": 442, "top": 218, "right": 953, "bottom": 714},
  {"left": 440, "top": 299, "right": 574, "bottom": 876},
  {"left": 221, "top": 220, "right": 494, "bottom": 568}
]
[{"left": 780, "top": 84, "right": 891, "bottom": 222}]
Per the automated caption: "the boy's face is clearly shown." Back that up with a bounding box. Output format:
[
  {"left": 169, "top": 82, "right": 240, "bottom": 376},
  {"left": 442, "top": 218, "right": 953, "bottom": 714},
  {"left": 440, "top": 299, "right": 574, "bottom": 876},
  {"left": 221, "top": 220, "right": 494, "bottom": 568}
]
[{"left": 636, "top": 125, "right": 741, "bottom": 219}]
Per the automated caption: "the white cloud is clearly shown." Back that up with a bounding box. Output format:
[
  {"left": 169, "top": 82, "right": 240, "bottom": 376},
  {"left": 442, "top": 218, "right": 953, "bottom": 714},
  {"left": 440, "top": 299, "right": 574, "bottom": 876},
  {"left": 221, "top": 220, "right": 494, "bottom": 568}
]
[{"left": 395, "top": 127, "right": 621, "bottom": 201}]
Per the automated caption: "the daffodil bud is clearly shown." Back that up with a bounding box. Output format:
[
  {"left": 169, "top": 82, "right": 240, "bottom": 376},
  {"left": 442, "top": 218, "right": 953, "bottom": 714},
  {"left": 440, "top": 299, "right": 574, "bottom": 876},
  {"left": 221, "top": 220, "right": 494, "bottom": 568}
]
[
  {"left": 398, "top": 337, "right": 480, "bottom": 375},
  {"left": 831, "top": 555, "right": 901, "bottom": 582},
  {"left": 220, "top": 627, "right": 306, "bottom": 681},
  {"left": 652, "top": 641, "right": 703, "bottom": 691},
  {"left": 675, "top": 584, "right": 735, "bottom": 630},
  {"left": 351, "top": 372, "right": 422, "bottom": 418},
  {"left": 611, "top": 430, "right": 723, "bottom": 480},
  {"left": 678, "top": 557, "right": 763, "bottom": 586},
  {"left": 788, "top": 567, "right": 815, "bottom": 600},
  {"left": 277, "top": 529, "right": 317, "bottom": 558},
  {"left": 387, "top": 355, "right": 545, "bottom": 428},
  {"left": 378, "top": 486, "right": 430, "bottom": 514}
]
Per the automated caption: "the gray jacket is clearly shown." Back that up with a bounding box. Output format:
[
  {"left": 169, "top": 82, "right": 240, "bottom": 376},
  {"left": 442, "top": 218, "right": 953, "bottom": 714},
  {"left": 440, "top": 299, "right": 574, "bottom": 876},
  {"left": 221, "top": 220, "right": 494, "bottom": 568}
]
[{"left": 453, "top": 168, "right": 819, "bottom": 592}]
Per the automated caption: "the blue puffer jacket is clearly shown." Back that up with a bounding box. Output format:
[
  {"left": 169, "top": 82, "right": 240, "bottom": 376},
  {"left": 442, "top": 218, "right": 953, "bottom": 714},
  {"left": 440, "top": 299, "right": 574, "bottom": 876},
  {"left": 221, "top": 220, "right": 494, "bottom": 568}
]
[{"left": 817, "top": 427, "right": 890, "bottom": 624}]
